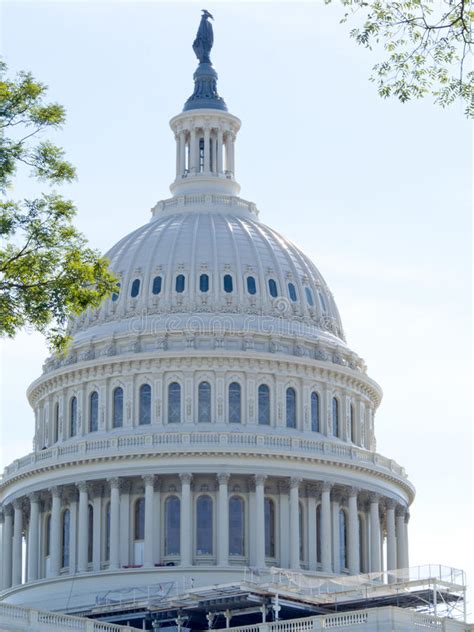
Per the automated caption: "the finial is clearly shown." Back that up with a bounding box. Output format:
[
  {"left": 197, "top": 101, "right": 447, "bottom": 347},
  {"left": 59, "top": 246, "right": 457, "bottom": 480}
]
[
  {"left": 183, "top": 10, "right": 227, "bottom": 112},
  {"left": 193, "top": 10, "right": 214, "bottom": 64}
]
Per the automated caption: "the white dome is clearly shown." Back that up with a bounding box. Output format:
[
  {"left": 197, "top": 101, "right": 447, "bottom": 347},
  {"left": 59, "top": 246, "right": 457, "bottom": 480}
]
[{"left": 70, "top": 196, "right": 345, "bottom": 348}]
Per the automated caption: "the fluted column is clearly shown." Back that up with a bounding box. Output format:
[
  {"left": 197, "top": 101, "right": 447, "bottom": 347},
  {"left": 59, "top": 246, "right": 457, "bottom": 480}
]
[
  {"left": 255, "top": 474, "right": 266, "bottom": 568},
  {"left": 180, "top": 473, "right": 192, "bottom": 566},
  {"left": 348, "top": 488, "right": 360, "bottom": 575},
  {"left": 217, "top": 129, "right": 223, "bottom": 173},
  {"left": 217, "top": 473, "right": 229, "bottom": 566},
  {"left": 144, "top": 475, "right": 155, "bottom": 567},
  {"left": 320, "top": 482, "right": 332, "bottom": 573},
  {"left": 331, "top": 494, "right": 341, "bottom": 574},
  {"left": 278, "top": 481, "right": 290, "bottom": 568},
  {"left": 179, "top": 131, "right": 186, "bottom": 175},
  {"left": 395, "top": 507, "right": 405, "bottom": 570},
  {"left": 386, "top": 500, "right": 397, "bottom": 571},
  {"left": 189, "top": 128, "right": 197, "bottom": 173},
  {"left": 109, "top": 478, "right": 120, "bottom": 570},
  {"left": 403, "top": 511, "right": 410, "bottom": 569},
  {"left": 2, "top": 505, "right": 13, "bottom": 589},
  {"left": 92, "top": 485, "right": 102, "bottom": 572},
  {"left": 50, "top": 487, "right": 62, "bottom": 576},
  {"left": 27, "top": 492, "right": 40, "bottom": 582},
  {"left": 204, "top": 127, "right": 211, "bottom": 172},
  {"left": 12, "top": 499, "right": 23, "bottom": 586},
  {"left": 289, "top": 478, "right": 301, "bottom": 570},
  {"left": 77, "top": 482, "right": 89, "bottom": 572},
  {"left": 307, "top": 487, "right": 317, "bottom": 571},
  {"left": 369, "top": 494, "right": 381, "bottom": 572},
  {"left": 68, "top": 491, "right": 78, "bottom": 575}
]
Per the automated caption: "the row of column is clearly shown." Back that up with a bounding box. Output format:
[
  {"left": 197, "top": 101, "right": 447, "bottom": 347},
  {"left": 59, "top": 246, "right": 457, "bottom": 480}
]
[
  {"left": 0, "top": 476, "right": 410, "bottom": 591},
  {"left": 175, "top": 127, "right": 235, "bottom": 178}
]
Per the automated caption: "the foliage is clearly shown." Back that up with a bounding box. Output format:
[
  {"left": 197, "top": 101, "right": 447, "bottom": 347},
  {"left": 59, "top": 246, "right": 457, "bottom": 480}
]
[
  {"left": 329, "top": 0, "right": 473, "bottom": 116},
  {"left": 0, "top": 60, "right": 117, "bottom": 351}
]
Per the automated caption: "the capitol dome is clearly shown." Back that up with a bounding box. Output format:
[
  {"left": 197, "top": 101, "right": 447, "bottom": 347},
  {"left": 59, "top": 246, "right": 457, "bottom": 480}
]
[{"left": 0, "top": 11, "right": 414, "bottom": 621}]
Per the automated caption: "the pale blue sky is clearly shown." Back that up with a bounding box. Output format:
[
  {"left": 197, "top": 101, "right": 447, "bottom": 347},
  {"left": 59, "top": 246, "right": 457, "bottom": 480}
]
[{"left": 1, "top": 0, "right": 472, "bottom": 612}]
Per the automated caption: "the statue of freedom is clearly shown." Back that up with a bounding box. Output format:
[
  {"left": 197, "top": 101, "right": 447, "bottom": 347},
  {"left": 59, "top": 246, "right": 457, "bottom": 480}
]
[{"left": 192, "top": 9, "right": 214, "bottom": 64}]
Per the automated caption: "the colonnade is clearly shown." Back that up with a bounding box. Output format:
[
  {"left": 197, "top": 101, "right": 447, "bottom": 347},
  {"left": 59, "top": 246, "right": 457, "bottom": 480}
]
[
  {"left": 0, "top": 473, "right": 410, "bottom": 591},
  {"left": 174, "top": 126, "right": 235, "bottom": 178}
]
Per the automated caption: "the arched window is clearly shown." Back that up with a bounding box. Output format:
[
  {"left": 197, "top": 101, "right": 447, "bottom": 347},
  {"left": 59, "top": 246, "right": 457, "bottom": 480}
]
[
  {"left": 350, "top": 404, "right": 356, "bottom": 443},
  {"left": 111, "top": 282, "right": 121, "bottom": 302},
  {"left": 53, "top": 402, "right": 59, "bottom": 443},
  {"left": 268, "top": 278, "right": 278, "bottom": 298},
  {"left": 264, "top": 498, "right": 275, "bottom": 557},
  {"left": 223, "top": 274, "right": 233, "bottom": 293},
  {"left": 228, "top": 382, "right": 241, "bottom": 423},
  {"left": 258, "top": 384, "right": 270, "bottom": 425},
  {"left": 288, "top": 282, "right": 297, "bottom": 302},
  {"left": 112, "top": 387, "right": 123, "bottom": 428},
  {"left": 88, "top": 505, "right": 94, "bottom": 564},
  {"left": 164, "top": 496, "right": 180, "bottom": 555},
  {"left": 246, "top": 276, "right": 257, "bottom": 295},
  {"left": 89, "top": 391, "right": 98, "bottom": 432},
  {"left": 196, "top": 495, "right": 213, "bottom": 555},
  {"left": 311, "top": 392, "right": 319, "bottom": 432},
  {"left": 299, "top": 502, "right": 304, "bottom": 561},
  {"left": 45, "top": 514, "right": 51, "bottom": 557},
  {"left": 134, "top": 498, "right": 145, "bottom": 540},
  {"left": 305, "top": 287, "right": 314, "bottom": 306},
  {"left": 61, "top": 509, "right": 70, "bottom": 568},
  {"left": 229, "top": 496, "right": 245, "bottom": 556},
  {"left": 104, "top": 502, "right": 111, "bottom": 562},
  {"left": 168, "top": 382, "right": 181, "bottom": 423},
  {"left": 286, "top": 387, "right": 296, "bottom": 428},
  {"left": 176, "top": 274, "right": 185, "bottom": 293},
  {"left": 70, "top": 396, "right": 77, "bottom": 437},
  {"left": 316, "top": 505, "right": 322, "bottom": 564},
  {"left": 318, "top": 290, "right": 328, "bottom": 312},
  {"left": 332, "top": 397, "right": 339, "bottom": 437},
  {"left": 152, "top": 276, "right": 162, "bottom": 295},
  {"left": 131, "top": 278, "right": 140, "bottom": 298},
  {"left": 198, "top": 382, "right": 211, "bottom": 423},
  {"left": 139, "top": 384, "right": 151, "bottom": 425},
  {"left": 339, "top": 509, "right": 348, "bottom": 570},
  {"left": 199, "top": 273, "right": 209, "bottom": 293}
]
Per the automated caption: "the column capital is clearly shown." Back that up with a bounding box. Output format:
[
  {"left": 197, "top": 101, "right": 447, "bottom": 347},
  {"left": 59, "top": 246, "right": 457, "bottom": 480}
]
[
  {"left": 28, "top": 491, "right": 41, "bottom": 504},
  {"left": 12, "top": 497, "right": 23, "bottom": 511},
  {"left": 369, "top": 492, "right": 381, "bottom": 504},
  {"left": 255, "top": 474, "right": 267, "bottom": 486},
  {"left": 217, "top": 473, "right": 230, "bottom": 485},
  {"left": 290, "top": 477, "right": 302, "bottom": 490},
  {"left": 348, "top": 487, "right": 360, "bottom": 499},
  {"left": 385, "top": 498, "right": 396, "bottom": 510},
  {"left": 76, "top": 481, "right": 88, "bottom": 494},
  {"left": 108, "top": 477, "right": 120, "bottom": 490},
  {"left": 180, "top": 473, "right": 193, "bottom": 485},
  {"left": 4, "top": 504, "right": 13, "bottom": 517},
  {"left": 49, "top": 485, "right": 62, "bottom": 498},
  {"left": 143, "top": 474, "right": 155, "bottom": 487},
  {"left": 395, "top": 504, "right": 406, "bottom": 517},
  {"left": 404, "top": 511, "right": 410, "bottom": 524},
  {"left": 320, "top": 481, "right": 332, "bottom": 493}
]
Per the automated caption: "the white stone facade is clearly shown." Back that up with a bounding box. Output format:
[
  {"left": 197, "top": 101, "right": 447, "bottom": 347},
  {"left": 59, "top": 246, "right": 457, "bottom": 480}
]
[{"left": 0, "top": 29, "right": 415, "bottom": 617}]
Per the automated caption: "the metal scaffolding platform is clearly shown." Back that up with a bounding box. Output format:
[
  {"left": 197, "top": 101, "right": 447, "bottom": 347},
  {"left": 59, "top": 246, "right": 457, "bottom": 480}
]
[{"left": 78, "top": 565, "right": 466, "bottom": 629}]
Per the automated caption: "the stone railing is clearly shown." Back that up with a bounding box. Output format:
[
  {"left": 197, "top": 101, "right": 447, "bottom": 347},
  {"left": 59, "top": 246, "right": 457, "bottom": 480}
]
[
  {"left": 151, "top": 193, "right": 259, "bottom": 218},
  {"left": 225, "top": 608, "right": 469, "bottom": 632},
  {"left": 0, "top": 602, "right": 135, "bottom": 631},
  {"left": 1, "top": 431, "right": 410, "bottom": 488}
]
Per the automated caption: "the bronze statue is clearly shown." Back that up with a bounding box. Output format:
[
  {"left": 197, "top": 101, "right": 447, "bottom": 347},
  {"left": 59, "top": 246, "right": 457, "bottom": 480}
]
[{"left": 192, "top": 9, "right": 214, "bottom": 64}]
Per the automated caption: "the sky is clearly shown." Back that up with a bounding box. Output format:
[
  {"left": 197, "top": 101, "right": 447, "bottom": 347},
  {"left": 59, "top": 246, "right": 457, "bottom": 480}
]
[{"left": 1, "top": 0, "right": 472, "bottom": 614}]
